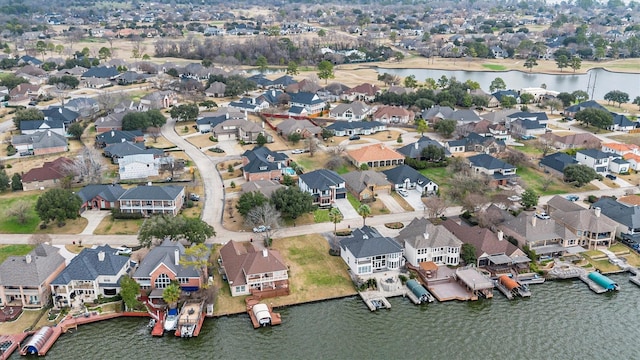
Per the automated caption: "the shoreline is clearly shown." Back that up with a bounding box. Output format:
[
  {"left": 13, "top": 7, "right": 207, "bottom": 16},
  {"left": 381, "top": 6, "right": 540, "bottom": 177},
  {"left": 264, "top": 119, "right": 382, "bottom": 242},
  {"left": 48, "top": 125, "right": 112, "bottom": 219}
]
[{"left": 355, "top": 63, "right": 640, "bottom": 76}]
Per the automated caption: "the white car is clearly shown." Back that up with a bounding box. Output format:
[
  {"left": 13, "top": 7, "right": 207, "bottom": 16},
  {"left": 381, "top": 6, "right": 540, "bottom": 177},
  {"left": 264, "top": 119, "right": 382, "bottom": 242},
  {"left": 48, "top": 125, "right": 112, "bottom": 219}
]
[
  {"left": 253, "top": 225, "right": 271, "bottom": 233},
  {"left": 508, "top": 195, "right": 521, "bottom": 202},
  {"left": 535, "top": 212, "right": 550, "bottom": 220},
  {"left": 115, "top": 246, "right": 132, "bottom": 255},
  {"left": 291, "top": 149, "right": 305, "bottom": 154},
  {"left": 397, "top": 189, "right": 409, "bottom": 197}
]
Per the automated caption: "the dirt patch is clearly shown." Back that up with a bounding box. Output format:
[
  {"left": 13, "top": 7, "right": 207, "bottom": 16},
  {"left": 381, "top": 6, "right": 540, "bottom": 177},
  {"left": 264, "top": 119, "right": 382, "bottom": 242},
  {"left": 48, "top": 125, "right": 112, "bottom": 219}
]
[
  {"left": 35, "top": 217, "right": 88, "bottom": 235},
  {"left": 221, "top": 198, "right": 250, "bottom": 232},
  {"left": 186, "top": 134, "right": 217, "bottom": 149},
  {"left": 146, "top": 135, "right": 176, "bottom": 149},
  {"left": 93, "top": 217, "right": 143, "bottom": 235}
]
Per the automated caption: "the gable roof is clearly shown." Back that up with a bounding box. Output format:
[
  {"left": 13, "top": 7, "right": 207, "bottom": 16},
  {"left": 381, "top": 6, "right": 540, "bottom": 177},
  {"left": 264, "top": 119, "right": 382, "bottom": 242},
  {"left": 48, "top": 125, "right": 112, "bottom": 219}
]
[
  {"left": 346, "top": 83, "right": 381, "bottom": 96},
  {"left": 22, "top": 157, "right": 73, "bottom": 183},
  {"left": 96, "top": 130, "right": 144, "bottom": 145},
  {"left": 330, "top": 101, "right": 371, "bottom": 116},
  {"left": 540, "top": 132, "right": 602, "bottom": 147},
  {"left": 347, "top": 144, "right": 404, "bottom": 163},
  {"left": 76, "top": 184, "right": 127, "bottom": 203},
  {"left": 382, "top": 165, "right": 433, "bottom": 186},
  {"left": 133, "top": 239, "right": 199, "bottom": 279},
  {"left": 51, "top": 245, "right": 129, "bottom": 285},
  {"left": 103, "top": 141, "right": 163, "bottom": 157},
  {"left": 448, "top": 109, "right": 481, "bottom": 122},
  {"left": 397, "top": 136, "right": 450, "bottom": 158},
  {"left": 468, "top": 153, "right": 515, "bottom": 170},
  {"left": 43, "top": 107, "right": 80, "bottom": 124},
  {"left": 591, "top": 197, "right": 640, "bottom": 230},
  {"left": 342, "top": 170, "right": 390, "bottom": 194},
  {"left": 12, "top": 131, "right": 68, "bottom": 149},
  {"left": 119, "top": 185, "right": 184, "bottom": 201},
  {"left": 442, "top": 219, "right": 520, "bottom": 258},
  {"left": 340, "top": 226, "right": 403, "bottom": 258},
  {"left": 0, "top": 244, "right": 65, "bottom": 287},
  {"left": 539, "top": 152, "right": 579, "bottom": 173},
  {"left": 20, "top": 119, "right": 65, "bottom": 131},
  {"left": 422, "top": 105, "right": 454, "bottom": 119},
  {"left": 276, "top": 119, "right": 321, "bottom": 135},
  {"left": 501, "top": 213, "right": 577, "bottom": 243},
  {"left": 289, "top": 91, "right": 323, "bottom": 105},
  {"left": 396, "top": 217, "right": 462, "bottom": 249},
  {"left": 219, "top": 240, "right": 287, "bottom": 286},
  {"left": 242, "top": 146, "right": 289, "bottom": 174},
  {"left": 565, "top": 100, "right": 606, "bottom": 113},
  {"left": 241, "top": 180, "right": 285, "bottom": 198},
  {"left": 507, "top": 111, "right": 549, "bottom": 121},
  {"left": 299, "top": 169, "right": 345, "bottom": 191},
  {"left": 83, "top": 66, "right": 119, "bottom": 78},
  {"left": 577, "top": 149, "right": 610, "bottom": 159}
]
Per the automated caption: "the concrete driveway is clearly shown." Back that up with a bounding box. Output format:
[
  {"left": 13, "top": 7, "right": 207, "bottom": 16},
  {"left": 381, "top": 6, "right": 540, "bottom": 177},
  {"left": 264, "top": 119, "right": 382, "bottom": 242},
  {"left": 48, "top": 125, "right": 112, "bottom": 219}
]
[
  {"left": 377, "top": 193, "right": 404, "bottom": 214},
  {"left": 334, "top": 198, "right": 359, "bottom": 220},
  {"left": 403, "top": 190, "right": 427, "bottom": 213},
  {"left": 80, "top": 210, "right": 111, "bottom": 235}
]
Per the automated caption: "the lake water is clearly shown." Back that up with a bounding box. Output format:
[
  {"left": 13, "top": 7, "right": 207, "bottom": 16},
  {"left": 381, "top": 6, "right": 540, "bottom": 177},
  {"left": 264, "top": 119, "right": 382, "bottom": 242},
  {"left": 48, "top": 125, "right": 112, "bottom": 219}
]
[
  {"left": 376, "top": 67, "right": 640, "bottom": 101},
  {"left": 15, "top": 274, "right": 639, "bottom": 360}
]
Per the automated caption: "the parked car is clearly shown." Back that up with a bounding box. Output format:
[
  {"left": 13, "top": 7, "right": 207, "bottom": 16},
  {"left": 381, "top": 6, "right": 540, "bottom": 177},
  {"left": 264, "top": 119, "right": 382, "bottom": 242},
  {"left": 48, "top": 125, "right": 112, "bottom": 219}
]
[
  {"left": 253, "top": 225, "right": 271, "bottom": 233},
  {"left": 189, "top": 193, "right": 200, "bottom": 201},
  {"left": 349, "top": 135, "right": 361, "bottom": 140},
  {"left": 606, "top": 174, "right": 617, "bottom": 180},
  {"left": 565, "top": 195, "right": 579, "bottom": 202},
  {"left": 291, "top": 149, "right": 305, "bottom": 154},
  {"left": 115, "top": 246, "right": 132, "bottom": 255},
  {"left": 535, "top": 212, "right": 550, "bottom": 220},
  {"left": 508, "top": 195, "right": 521, "bottom": 202},
  {"left": 397, "top": 189, "right": 409, "bottom": 197}
]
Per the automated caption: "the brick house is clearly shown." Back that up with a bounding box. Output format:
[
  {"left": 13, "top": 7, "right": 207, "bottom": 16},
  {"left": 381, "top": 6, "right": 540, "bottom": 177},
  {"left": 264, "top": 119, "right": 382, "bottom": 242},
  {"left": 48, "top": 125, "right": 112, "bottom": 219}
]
[{"left": 241, "top": 146, "right": 291, "bottom": 182}]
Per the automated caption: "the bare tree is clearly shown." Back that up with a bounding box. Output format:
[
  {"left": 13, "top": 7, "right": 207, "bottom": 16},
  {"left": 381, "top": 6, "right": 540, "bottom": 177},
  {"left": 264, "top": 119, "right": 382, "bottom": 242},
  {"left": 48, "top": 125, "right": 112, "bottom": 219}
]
[
  {"left": 96, "top": 91, "right": 128, "bottom": 114},
  {"left": 541, "top": 175, "right": 554, "bottom": 192},
  {"left": 328, "top": 144, "right": 346, "bottom": 156},
  {"left": 423, "top": 196, "right": 449, "bottom": 218},
  {"left": 7, "top": 200, "right": 32, "bottom": 225},
  {"left": 462, "top": 193, "right": 488, "bottom": 214},
  {"left": 325, "top": 155, "right": 345, "bottom": 170},
  {"left": 147, "top": 127, "right": 162, "bottom": 143},
  {"left": 476, "top": 209, "right": 502, "bottom": 229},
  {"left": 29, "top": 233, "right": 51, "bottom": 245},
  {"left": 533, "top": 139, "right": 555, "bottom": 157},
  {"left": 63, "top": 146, "right": 105, "bottom": 184},
  {"left": 504, "top": 149, "right": 529, "bottom": 167},
  {"left": 151, "top": 73, "right": 173, "bottom": 91},
  {"left": 307, "top": 137, "right": 319, "bottom": 156},
  {"left": 65, "top": 28, "right": 84, "bottom": 53},
  {"left": 245, "top": 203, "right": 282, "bottom": 241},
  {"left": 226, "top": 199, "right": 234, "bottom": 219}
]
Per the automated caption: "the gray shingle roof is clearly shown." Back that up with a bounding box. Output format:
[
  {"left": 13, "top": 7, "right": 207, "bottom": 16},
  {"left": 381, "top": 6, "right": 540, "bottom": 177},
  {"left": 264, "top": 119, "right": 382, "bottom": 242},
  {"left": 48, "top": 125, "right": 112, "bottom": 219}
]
[
  {"left": 539, "top": 152, "right": 578, "bottom": 173},
  {"left": 578, "top": 149, "right": 610, "bottom": 159},
  {"left": 299, "top": 169, "right": 345, "bottom": 192},
  {"left": 119, "top": 185, "right": 184, "bottom": 201},
  {"left": 382, "top": 165, "right": 432, "bottom": 187},
  {"left": 0, "top": 244, "right": 65, "bottom": 287},
  {"left": 12, "top": 131, "right": 67, "bottom": 149},
  {"left": 43, "top": 107, "right": 80, "bottom": 124},
  {"left": 51, "top": 245, "right": 129, "bottom": 285},
  {"left": 397, "top": 136, "right": 450, "bottom": 158},
  {"left": 133, "top": 239, "right": 199, "bottom": 279},
  {"left": 340, "top": 226, "right": 403, "bottom": 258},
  {"left": 342, "top": 170, "right": 390, "bottom": 194},
  {"left": 76, "top": 184, "right": 127, "bottom": 203},
  {"left": 468, "top": 153, "right": 515, "bottom": 171},
  {"left": 396, "top": 217, "right": 462, "bottom": 249},
  {"left": 592, "top": 197, "right": 640, "bottom": 230},
  {"left": 103, "top": 141, "right": 163, "bottom": 157},
  {"left": 96, "top": 130, "right": 144, "bottom": 145},
  {"left": 242, "top": 146, "right": 289, "bottom": 174},
  {"left": 20, "top": 119, "right": 65, "bottom": 131}
]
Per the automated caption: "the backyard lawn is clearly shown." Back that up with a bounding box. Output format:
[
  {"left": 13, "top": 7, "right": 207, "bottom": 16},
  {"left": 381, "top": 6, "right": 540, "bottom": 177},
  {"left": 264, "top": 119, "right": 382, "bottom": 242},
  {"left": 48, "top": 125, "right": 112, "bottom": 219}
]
[
  {"left": 212, "top": 234, "right": 355, "bottom": 316},
  {"left": 419, "top": 167, "right": 450, "bottom": 192},
  {"left": 0, "top": 244, "right": 35, "bottom": 264},
  {"left": 0, "top": 193, "right": 40, "bottom": 234},
  {"left": 516, "top": 165, "right": 597, "bottom": 195}
]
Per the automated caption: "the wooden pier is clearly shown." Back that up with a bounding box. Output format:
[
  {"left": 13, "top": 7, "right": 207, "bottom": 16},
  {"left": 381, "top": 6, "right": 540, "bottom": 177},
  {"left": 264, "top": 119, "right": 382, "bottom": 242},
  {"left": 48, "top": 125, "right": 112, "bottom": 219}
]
[
  {"left": 0, "top": 333, "right": 29, "bottom": 360},
  {"left": 359, "top": 291, "right": 392, "bottom": 311},
  {"left": 246, "top": 299, "right": 282, "bottom": 329},
  {"left": 151, "top": 310, "right": 165, "bottom": 337}
]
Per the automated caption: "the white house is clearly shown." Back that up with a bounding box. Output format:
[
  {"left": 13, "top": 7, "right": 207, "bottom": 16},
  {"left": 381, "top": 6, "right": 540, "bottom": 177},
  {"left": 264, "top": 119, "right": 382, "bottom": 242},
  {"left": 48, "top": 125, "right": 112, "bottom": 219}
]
[
  {"left": 575, "top": 149, "right": 611, "bottom": 174},
  {"left": 396, "top": 218, "right": 462, "bottom": 267},
  {"left": 339, "top": 227, "right": 404, "bottom": 275},
  {"left": 609, "top": 158, "right": 631, "bottom": 174}
]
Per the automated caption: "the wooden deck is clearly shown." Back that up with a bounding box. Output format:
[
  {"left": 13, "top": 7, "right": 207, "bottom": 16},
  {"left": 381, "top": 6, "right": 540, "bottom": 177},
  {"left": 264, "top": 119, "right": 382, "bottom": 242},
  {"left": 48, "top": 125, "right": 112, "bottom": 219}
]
[
  {"left": 0, "top": 333, "right": 29, "bottom": 360},
  {"left": 151, "top": 311, "right": 165, "bottom": 337},
  {"left": 175, "top": 301, "right": 205, "bottom": 338},
  {"left": 246, "top": 298, "right": 282, "bottom": 329}
]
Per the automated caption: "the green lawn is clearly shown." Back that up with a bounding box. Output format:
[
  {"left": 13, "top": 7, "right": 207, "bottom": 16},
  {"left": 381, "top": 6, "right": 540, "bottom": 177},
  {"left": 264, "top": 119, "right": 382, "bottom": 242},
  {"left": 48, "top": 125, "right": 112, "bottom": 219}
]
[
  {"left": 0, "top": 244, "right": 35, "bottom": 264},
  {"left": 313, "top": 209, "right": 330, "bottom": 223},
  {"left": 482, "top": 64, "right": 507, "bottom": 71},
  {"left": 419, "top": 167, "right": 451, "bottom": 192},
  {"left": 335, "top": 164, "right": 353, "bottom": 175},
  {"left": 0, "top": 194, "right": 41, "bottom": 233},
  {"left": 516, "top": 165, "right": 596, "bottom": 196},
  {"left": 513, "top": 143, "right": 544, "bottom": 157},
  {"left": 347, "top": 193, "right": 361, "bottom": 209}
]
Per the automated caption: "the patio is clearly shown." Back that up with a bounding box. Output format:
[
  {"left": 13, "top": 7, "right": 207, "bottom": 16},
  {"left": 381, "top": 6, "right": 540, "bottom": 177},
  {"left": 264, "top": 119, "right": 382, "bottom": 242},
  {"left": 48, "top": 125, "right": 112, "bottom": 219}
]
[{"left": 0, "top": 306, "right": 23, "bottom": 322}]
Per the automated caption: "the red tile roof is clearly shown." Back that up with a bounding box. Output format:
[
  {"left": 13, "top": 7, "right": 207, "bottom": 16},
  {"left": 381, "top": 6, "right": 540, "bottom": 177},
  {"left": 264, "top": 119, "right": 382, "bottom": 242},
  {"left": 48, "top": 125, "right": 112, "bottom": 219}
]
[{"left": 347, "top": 144, "right": 404, "bottom": 163}]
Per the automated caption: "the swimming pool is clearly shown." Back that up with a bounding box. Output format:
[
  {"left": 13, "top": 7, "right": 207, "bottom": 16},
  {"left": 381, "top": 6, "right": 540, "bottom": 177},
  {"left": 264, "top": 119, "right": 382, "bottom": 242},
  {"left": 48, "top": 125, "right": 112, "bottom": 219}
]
[{"left": 283, "top": 167, "right": 296, "bottom": 176}]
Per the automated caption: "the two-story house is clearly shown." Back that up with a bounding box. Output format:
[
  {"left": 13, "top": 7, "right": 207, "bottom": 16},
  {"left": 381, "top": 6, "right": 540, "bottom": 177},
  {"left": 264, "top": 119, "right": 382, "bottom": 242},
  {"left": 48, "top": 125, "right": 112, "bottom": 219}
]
[
  {"left": 103, "top": 142, "right": 169, "bottom": 180},
  {"left": 382, "top": 165, "right": 438, "bottom": 195},
  {"left": 340, "top": 226, "right": 404, "bottom": 275},
  {"left": 219, "top": 240, "right": 289, "bottom": 297},
  {"left": 329, "top": 101, "right": 372, "bottom": 121},
  {"left": 467, "top": 153, "right": 517, "bottom": 186},
  {"left": 241, "top": 146, "right": 291, "bottom": 182},
  {"left": 118, "top": 185, "right": 185, "bottom": 216},
  {"left": 499, "top": 213, "right": 580, "bottom": 257},
  {"left": 372, "top": 106, "right": 415, "bottom": 124},
  {"left": 50, "top": 245, "right": 132, "bottom": 309},
  {"left": 575, "top": 149, "right": 611, "bottom": 174},
  {"left": 288, "top": 92, "right": 326, "bottom": 116},
  {"left": 298, "top": 169, "right": 347, "bottom": 207},
  {"left": 592, "top": 197, "right": 640, "bottom": 243},
  {"left": 0, "top": 244, "right": 66, "bottom": 308},
  {"left": 396, "top": 218, "right": 462, "bottom": 267},
  {"left": 133, "top": 239, "right": 202, "bottom": 301}
]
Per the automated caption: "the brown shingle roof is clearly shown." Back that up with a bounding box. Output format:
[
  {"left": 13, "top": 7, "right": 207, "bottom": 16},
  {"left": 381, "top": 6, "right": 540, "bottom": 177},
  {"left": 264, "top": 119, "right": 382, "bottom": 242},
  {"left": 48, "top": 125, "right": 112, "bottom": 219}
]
[
  {"left": 22, "top": 157, "right": 73, "bottom": 182},
  {"left": 219, "top": 240, "right": 287, "bottom": 287}
]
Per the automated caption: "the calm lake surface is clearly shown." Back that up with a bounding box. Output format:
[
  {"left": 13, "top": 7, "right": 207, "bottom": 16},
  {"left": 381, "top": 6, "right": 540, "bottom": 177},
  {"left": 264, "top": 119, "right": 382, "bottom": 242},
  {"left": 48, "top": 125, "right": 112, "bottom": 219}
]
[
  {"left": 15, "top": 274, "right": 639, "bottom": 360},
  {"left": 377, "top": 68, "right": 640, "bottom": 101}
]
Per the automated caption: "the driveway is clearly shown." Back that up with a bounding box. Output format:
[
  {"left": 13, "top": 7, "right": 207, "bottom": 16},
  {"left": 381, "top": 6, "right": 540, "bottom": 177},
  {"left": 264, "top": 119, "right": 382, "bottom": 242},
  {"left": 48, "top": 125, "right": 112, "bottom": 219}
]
[
  {"left": 403, "top": 190, "right": 426, "bottom": 213},
  {"left": 377, "top": 193, "right": 404, "bottom": 214},
  {"left": 80, "top": 210, "right": 111, "bottom": 235},
  {"left": 590, "top": 179, "right": 610, "bottom": 190},
  {"left": 334, "top": 198, "right": 359, "bottom": 220}
]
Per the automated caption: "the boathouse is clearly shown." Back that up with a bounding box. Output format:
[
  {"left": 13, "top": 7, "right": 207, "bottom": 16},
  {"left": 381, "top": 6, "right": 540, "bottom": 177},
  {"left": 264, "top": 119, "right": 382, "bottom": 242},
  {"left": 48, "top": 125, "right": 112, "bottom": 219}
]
[
  {"left": 587, "top": 272, "right": 619, "bottom": 291},
  {"left": 21, "top": 326, "right": 53, "bottom": 355}
]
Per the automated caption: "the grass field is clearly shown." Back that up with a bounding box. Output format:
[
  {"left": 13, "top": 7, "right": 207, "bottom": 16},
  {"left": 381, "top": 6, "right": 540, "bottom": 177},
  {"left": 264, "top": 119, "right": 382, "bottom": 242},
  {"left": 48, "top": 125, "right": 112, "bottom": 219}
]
[
  {"left": 482, "top": 64, "right": 508, "bottom": 71},
  {"left": 212, "top": 234, "right": 355, "bottom": 316},
  {"left": 419, "top": 167, "right": 450, "bottom": 192},
  {"left": 94, "top": 216, "right": 143, "bottom": 235},
  {"left": 0, "top": 244, "right": 35, "bottom": 264},
  {"left": 0, "top": 193, "right": 40, "bottom": 234},
  {"left": 516, "top": 165, "right": 597, "bottom": 196}
]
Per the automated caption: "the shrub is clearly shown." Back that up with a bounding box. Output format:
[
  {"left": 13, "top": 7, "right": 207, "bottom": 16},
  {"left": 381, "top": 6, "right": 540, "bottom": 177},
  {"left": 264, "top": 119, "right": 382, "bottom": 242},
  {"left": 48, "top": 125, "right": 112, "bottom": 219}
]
[
  {"left": 6, "top": 164, "right": 12, "bottom": 169},
  {"left": 209, "top": 136, "right": 218, "bottom": 142},
  {"left": 230, "top": 181, "right": 236, "bottom": 188},
  {"left": 398, "top": 274, "right": 408, "bottom": 284},
  {"left": 6, "top": 145, "right": 16, "bottom": 156},
  {"left": 384, "top": 222, "right": 404, "bottom": 229},
  {"left": 112, "top": 211, "right": 144, "bottom": 220},
  {"left": 335, "top": 230, "right": 352, "bottom": 236},
  {"left": 587, "top": 195, "right": 598, "bottom": 203}
]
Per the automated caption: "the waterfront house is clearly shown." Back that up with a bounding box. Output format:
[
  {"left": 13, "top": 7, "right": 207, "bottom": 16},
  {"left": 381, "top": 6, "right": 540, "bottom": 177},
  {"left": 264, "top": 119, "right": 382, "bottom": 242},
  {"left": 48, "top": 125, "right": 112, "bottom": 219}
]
[
  {"left": 133, "top": 239, "right": 201, "bottom": 301},
  {"left": 339, "top": 226, "right": 404, "bottom": 275},
  {"left": 346, "top": 144, "right": 404, "bottom": 169},
  {"left": 241, "top": 146, "right": 291, "bottom": 182},
  {"left": 442, "top": 219, "right": 529, "bottom": 273},
  {"left": 539, "top": 152, "right": 579, "bottom": 178},
  {"left": 397, "top": 136, "right": 450, "bottom": 160},
  {"left": 219, "top": 240, "right": 289, "bottom": 298},
  {"left": 499, "top": 213, "right": 580, "bottom": 257},
  {"left": 547, "top": 195, "right": 618, "bottom": 250},
  {"left": 342, "top": 170, "right": 392, "bottom": 201},
  {"left": 592, "top": 197, "right": 640, "bottom": 243},
  {"left": 76, "top": 184, "right": 127, "bottom": 212},
  {"left": 118, "top": 185, "right": 185, "bottom": 216},
  {"left": 575, "top": 149, "right": 610, "bottom": 174},
  {"left": 95, "top": 130, "right": 144, "bottom": 148},
  {"left": 21, "top": 157, "right": 75, "bottom": 192},
  {"left": 329, "top": 101, "right": 372, "bottom": 121},
  {"left": 0, "top": 244, "right": 66, "bottom": 309},
  {"left": 422, "top": 105, "right": 454, "bottom": 123},
  {"left": 326, "top": 120, "right": 386, "bottom": 137},
  {"left": 564, "top": 100, "right": 606, "bottom": 118},
  {"left": 11, "top": 131, "right": 68, "bottom": 156},
  {"left": 467, "top": 153, "right": 517, "bottom": 186},
  {"left": 298, "top": 169, "right": 347, "bottom": 206},
  {"left": 372, "top": 106, "right": 414, "bottom": 124},
  {"left": 342, "top": 83, "right": 381, "bottom": 102},
  {"left": 288, "top": 92, "right": 325, "bottom": 116},
  {"left": 50, "top": 245, "right": 133, "bottom": 309},
  {"left": 20, "top": 119, "right": 66, "bottom": 137},
  {"left": 382, "top": 165, "right": 438, "bottom": 195},
  {"left": 395, "top": 218, "right": 462, "bottom": 267}
]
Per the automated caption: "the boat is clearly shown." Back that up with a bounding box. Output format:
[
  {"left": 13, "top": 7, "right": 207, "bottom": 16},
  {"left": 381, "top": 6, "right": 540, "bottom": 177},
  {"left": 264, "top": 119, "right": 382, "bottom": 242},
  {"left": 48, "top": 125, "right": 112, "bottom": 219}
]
[
  {"left": 164, "top": 308, "right": 179, "bottom": 332},
  {"left": 246, "top": 298, "right": 282, "bottom": 329},
  {"left": 147, "top": 319, "right": 156, "bottom": 328},
  {"left": 174, "top": 301, "right": 205, "bottom": 338}
]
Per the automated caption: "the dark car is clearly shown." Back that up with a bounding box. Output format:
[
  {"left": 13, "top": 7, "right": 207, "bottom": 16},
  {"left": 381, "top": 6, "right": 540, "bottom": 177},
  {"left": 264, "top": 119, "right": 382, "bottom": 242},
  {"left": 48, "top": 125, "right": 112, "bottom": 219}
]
[
  {"left": 349, "top": 135, "right": 361, "bottom": 140},
  {"left": 606, "top": 174, "right": 617, "bottom": 180}
]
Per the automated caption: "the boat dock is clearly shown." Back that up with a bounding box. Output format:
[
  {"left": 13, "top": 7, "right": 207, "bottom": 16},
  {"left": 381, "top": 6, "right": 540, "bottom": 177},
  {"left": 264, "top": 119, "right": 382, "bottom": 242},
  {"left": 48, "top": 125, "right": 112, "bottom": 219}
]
[
  {"left": 628, "top": 267, "right": 640, "bottom": 287},
  {"left": 516, "top": 273, "right": 546, "bottom": 285},
  {"left": 246, "top": 298, "right": 282, "bottom": 329},
  {"left": 151, "top": 310, "right": 165, "bottom": 337},
  {"left": 359, "top": 291, "right": 392, "bottom": 311},
  {"left": 0, "top": 333, "right": 30, "bottom": 360},
  {"left": 174, "top": 301, "right": 205, "bottom": 338}
]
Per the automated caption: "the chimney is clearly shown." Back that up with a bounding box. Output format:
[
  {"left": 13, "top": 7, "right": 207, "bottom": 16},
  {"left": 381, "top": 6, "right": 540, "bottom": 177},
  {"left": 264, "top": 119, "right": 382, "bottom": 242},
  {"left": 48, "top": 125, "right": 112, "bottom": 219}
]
[
  {"left": 414, "top": 142, "right": 419, "bottom": 150},
  {"left": 594, "top": 207, "right": 601, "bottom": 217},
  {"left": 175, "top": 248, "right": 180, "bottom": 266},
  {"left": 423, "top": 232, "right": 429, "bottom": 239},
  {"left": 47, "top": 130, "right": 51, "bottom": 136},
  {"left": 497, "top": 230, "right": 504, "bottom": 241},
  {"left": 58, "top": 107, "right": 62, "bottom": 113},
  {"left": 111, "top": 130, "right": 115, "bottom": 137},
  {"left": 98, "top": 251, "right": 105, "bottom": 262},
  {"left": 531, "top": 215, "right": 537, "bottom": 227},
  {"left": 262, "top": 249, "right": 268, "bottom": 258},
  {"left": 25, "top": 254, "right": 32, "bottom": 264}
]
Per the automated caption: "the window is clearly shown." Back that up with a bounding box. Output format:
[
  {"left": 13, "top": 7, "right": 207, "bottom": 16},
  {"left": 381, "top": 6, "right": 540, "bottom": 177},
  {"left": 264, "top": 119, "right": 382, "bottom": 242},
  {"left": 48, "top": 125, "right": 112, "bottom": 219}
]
[{"left": 154, "top": 273, "right": 171, "bottom": 289}]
